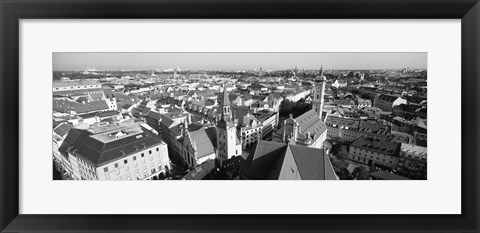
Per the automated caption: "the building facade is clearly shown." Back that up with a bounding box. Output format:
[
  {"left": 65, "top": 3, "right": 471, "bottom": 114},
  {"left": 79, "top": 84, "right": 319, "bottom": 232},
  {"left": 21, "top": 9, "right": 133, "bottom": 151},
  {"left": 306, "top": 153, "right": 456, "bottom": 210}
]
[
  {"left": 59, "top": 121, "right": 170, "bottom": 180},
  {"left": 348, "top": 137, "right": 401, "bottom": 169}
]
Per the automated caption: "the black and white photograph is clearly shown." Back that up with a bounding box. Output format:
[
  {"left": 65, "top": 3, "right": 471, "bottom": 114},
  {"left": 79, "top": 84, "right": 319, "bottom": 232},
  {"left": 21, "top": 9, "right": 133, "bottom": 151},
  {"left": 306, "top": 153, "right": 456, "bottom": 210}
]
[{"left": 52, "top": 52, "right": 427, "bottom": 181}]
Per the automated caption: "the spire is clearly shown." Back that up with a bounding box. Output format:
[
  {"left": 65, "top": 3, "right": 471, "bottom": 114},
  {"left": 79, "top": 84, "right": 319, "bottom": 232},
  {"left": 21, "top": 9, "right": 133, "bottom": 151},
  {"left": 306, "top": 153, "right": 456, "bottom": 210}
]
[
  {"left": 222, "top": 81, "right": 230, "bottom": 106},
  {"left": 219, "top": 80, "right": 231, "bottom": 123},
  {"left": 319, "top": 65, "right": 323, "bottom": 76}
]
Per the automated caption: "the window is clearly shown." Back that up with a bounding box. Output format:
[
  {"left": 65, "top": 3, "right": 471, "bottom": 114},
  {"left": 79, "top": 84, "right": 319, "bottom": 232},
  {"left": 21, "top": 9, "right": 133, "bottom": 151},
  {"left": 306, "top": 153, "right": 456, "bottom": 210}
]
[
  {"left": 133, "top": 156, "right": 137, "bottom": 161},
  {"left": 141, "top": 153, "right": 144, "bottom": 158},
  {"left": 114, "top": 163, "right": 118, "bottom": 168},
  {"left": 104, "top": 167, "right": 108, "bottom": 172},
  {"left": 149, "top": 150, "right": 152, "bottom": 154},
  {"left": 124, "top": 160, "right": 128, "bottom": 164},
  {"left": 156, "top": 148, "right": 159, "bottom": 152}
]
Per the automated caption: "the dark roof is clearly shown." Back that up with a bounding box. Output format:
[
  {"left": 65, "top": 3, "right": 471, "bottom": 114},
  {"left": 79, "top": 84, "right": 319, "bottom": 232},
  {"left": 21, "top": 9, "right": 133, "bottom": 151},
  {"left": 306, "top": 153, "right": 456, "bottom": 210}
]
[
  {"left": 370, "top": 171, "right": 410, "bottom": 180},
  {"left": 59, "top": 124, "right": 164, "bottom": 166},
  {"left": 378, "top": 94, "right": 399, "bottom": 102},
  {"left": 394, "top": 104, "right": 422, "bottom": 113},
  {"left": 97, "top": 110, "right": 120, "bottom": 118},
  {"left": 160, "top": 114, "right": 175, "bottom": 128},
  {"left": 241, "top": 140, "right": 336, "bottom": 180},
  {"left": 351, "top": 137, "right": 400, "bottom": 156},
  {"left": 204, "top": 127, "right": 217, "bottom": 149},
  {"left": 145, "top": 111, "right": 161, "bottom": 121},
  {"left": 183, "top": 160, "right": 216, "bottom": 180},
  {"left": 241, "top": 140, "right": 287, "bottom": 179},
  {"left": 325, "top": 115, "right": 360, "bottom": 128},
  {"left": 121, "top": 104, "right": 132, "bottom": 109},
  {"left": 268, "top": 92, "right": 283, "bottom": 101},
  {"left": 289, "top": 145, "right": 336, "bottom": 180},
  {"left": 403, "top": 95, "right": 427, "bottom": 104},
  {"left": 53, "top": 123, "right": 73, "bottom": 137}
]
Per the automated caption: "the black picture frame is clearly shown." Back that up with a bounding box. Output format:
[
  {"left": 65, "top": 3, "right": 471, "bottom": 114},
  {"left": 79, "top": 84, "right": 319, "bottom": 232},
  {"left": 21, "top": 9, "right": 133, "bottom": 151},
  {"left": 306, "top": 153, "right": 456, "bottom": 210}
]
[{"left": 1, "top": 0, "right": 479, "bottom": 232}]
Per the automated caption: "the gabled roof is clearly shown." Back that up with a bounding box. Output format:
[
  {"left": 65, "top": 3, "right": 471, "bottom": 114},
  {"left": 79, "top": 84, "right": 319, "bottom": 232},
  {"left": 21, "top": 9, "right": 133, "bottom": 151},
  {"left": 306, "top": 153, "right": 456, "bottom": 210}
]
[
  {"left": 160, "top": 114, "right": 175, "bottom": 128},
  {"left": 53, "top": 99, "right": 110, "bottom": 114},
  {"left": 268, "top": 92, "right": 283, "bottom": 101},
  {"left": 241, "top": 140, "right": 337, "bottom": 180},
  {"left": 241, "top": 140, "right": 287, "bottom": 179},
  {"left": 294, "top": 110, "right": 328, "bottom": 141},
  {"left": 289, "top": 145, "right": 337, "bottom": 180},
  {"left": 145, "top": 110, "right": 161, "bottom": 121},
  {"left": 53, "top": 123, "right": 73, "bottom": 137},
  {"left": 351, "top": 137, "right": 400, "bottom": 156},
  {"left": 378, "top": 94, "right": 399, "bottom": 102},
  {"left": 59, "top": 123, "right": 164, "bottom": 166},
  {"left": 89, "top": 92, "right": 104, "bottom": 101},
  {"left": 187, "top": 128, "right": 215, "bottom": 159}
]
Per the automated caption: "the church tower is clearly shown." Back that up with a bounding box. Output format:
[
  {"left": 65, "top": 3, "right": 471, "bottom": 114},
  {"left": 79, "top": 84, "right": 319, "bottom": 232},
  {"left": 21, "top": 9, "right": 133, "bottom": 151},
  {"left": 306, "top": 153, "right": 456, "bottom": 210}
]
[
  {"left": 312, "top": 66, "right": 326, "bottom": 118},
  {"left": 216, "top": 83, "right": 239, "bottom": 160}
]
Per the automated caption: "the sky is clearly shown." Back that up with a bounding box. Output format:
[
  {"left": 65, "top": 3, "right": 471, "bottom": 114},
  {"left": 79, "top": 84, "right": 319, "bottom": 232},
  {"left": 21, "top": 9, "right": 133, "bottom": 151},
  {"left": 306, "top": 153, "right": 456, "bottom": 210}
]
[{"left": 53, "top": 52, "right": 427, "bottom": 71}]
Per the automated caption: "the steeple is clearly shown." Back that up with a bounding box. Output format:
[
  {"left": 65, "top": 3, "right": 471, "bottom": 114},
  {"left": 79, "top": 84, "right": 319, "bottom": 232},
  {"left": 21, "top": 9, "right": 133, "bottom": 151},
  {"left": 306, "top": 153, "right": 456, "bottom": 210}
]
[
  {"left": 220, "top": 81, "right": 231, "bottom": 122},
  {"left": 222, "top": 82, "right": 230, "bottom": 107},
  {"left": 313, "top": 66, "right": 326, "bottom": 118}
]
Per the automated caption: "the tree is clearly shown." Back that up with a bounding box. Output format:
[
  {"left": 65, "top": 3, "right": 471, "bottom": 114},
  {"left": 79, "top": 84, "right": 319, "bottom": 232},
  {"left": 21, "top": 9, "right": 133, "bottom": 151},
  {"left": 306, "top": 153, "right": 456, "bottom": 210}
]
[
  {"left": 53, "top": 162, "right": 62, "bottom": 180},
  {"left": 351, "top": 167, "right": 370, "bottom": 180},
  {"left": 279, "top": 99, "right": 312, "bottom": 118}
]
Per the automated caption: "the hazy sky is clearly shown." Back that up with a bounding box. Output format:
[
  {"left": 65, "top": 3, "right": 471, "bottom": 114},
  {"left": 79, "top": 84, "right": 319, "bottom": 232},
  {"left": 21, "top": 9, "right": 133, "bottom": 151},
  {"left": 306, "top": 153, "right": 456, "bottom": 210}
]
[{"left": 53, "top": 52, "right": 427, "bottom": 71}]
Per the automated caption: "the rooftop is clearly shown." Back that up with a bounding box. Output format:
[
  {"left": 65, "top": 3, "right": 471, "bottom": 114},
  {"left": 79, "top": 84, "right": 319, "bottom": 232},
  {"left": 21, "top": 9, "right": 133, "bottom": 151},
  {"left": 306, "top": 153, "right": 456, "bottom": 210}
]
[{"left": 351, "top": 137, "right": 400, "bottom": 156}]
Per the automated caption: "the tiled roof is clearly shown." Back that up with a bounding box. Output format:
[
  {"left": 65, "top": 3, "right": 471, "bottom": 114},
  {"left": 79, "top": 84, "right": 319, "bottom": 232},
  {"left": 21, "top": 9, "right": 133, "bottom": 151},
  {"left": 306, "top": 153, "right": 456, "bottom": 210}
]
[
  {"left": 241, "top": 140, "right": 337, "bottom": 180},
  {"left": 188, "top": 128, "right": 215, "bottom": 159},
  {"left": 351, "top": 137, "right": 400, "bottom": 156},
  {"left": 289, "top": 145, "right": 337, "bottom": 180},
  {"left": 183, "top": 160, "right": 216, "bottom": 180},
  {"left": 53, "top": 123, "right": 73, "bottom": 137},
  {"left": 53, "top": 99, "right": 109, "bottom": 114},
  {"left": 97, "top": 110, "right": 120, "bottom": 118},
  {"left": 370, "top": 171, "right": 410, "bottom": 180},
  {"left": 294, "top": 110, "right": 328, "bottom": 141},
  {"left": 53, "top": 79, "right": 100, "bottom": 88},
  {"left": 325, "top": 116, "right": 360, "bottom": 128},
  {"left": 378, "top": 94, "right": 399, "bottom": 102},
  {"left": 59, "top": 123, "right": 164, "bottom": 166},
  {"left": 241, "top": 140, "right": 287, "bottom": 179},
  {"left": 145, "top": 111, "right": 161, "bottom": 121},
  {"left": 403, "top": 95, "right": 427, "bottom": 104},
  {"left": 160, "top": 114, "right": 175, "bottom": 128},
  {"left": 75, "top": 100, "right": 110, "bottom": 114},
  {"left": 238, "top": 113, "right": 260, "bottom": 128},
  {"left": 89, "top": 92, "right": 104, "bottom": 101}
]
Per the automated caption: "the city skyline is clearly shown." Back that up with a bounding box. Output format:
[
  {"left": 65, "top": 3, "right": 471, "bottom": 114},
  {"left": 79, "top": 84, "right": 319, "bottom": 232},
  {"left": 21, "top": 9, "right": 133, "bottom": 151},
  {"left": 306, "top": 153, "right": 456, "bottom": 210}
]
[{"left": 53, "top": 52, "right": 427, "bottom": 71}]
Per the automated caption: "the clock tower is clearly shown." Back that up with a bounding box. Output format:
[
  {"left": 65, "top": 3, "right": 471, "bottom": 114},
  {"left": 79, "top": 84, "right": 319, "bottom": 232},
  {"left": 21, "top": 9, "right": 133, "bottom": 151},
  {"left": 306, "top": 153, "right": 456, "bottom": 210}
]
[
  {"left": 312, "top": 66, "right": 326, "bottom": 118},
  {"left": 216, "top": 83, "right": 240, "bottom": 160}
]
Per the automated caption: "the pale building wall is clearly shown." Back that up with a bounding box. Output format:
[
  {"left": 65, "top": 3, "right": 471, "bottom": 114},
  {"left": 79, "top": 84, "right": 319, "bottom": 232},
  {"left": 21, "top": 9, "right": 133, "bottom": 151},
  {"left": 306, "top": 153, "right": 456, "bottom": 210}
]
[
  {"left": 349, "top": 146, "right": 398, "bottom": 169},
  {"left": 95, "top": 143, "right": 169, "bottom": 181}
]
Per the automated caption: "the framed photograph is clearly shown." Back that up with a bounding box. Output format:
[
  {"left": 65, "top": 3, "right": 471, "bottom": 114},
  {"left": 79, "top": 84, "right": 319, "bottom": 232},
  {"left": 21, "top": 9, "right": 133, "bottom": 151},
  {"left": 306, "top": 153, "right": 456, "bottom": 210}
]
[{"left": 1, "top": 0, "right": 478, "bottom": 232}]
